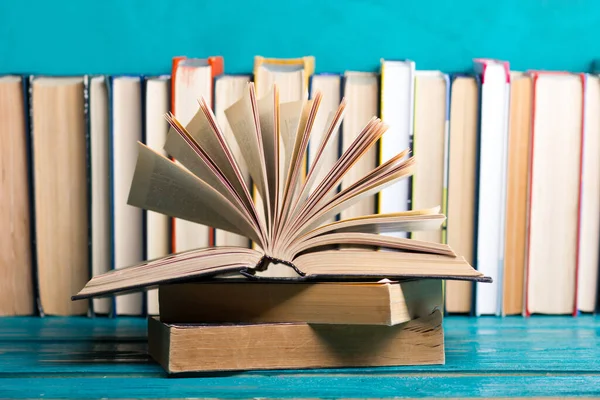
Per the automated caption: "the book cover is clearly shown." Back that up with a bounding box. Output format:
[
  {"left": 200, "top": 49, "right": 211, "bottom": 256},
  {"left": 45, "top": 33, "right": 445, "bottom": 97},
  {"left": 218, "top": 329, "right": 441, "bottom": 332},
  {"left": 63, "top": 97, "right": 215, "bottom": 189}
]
[
  {"left": 378, "top": 60, "right": 414, "bottom": 231},
  {"left": 170, "top": 56, "right": 224, "bottom": 251},
  {"left": 472, "top": 59, "right": 511, "bottom": 316},
  {"left": 109, "top": 75, "right": 146, "bottom": 316},
  {"left": 148, "top": 310, "right": 445, "bottom": 374},
  {"left": 525, "top": 71, "right": 585, "bottom": 317},
  {"left": 0, "top": 75, "right": 35, "bottom": 316},
  {"left": 443, "top": 73, "right": 480, "bottom": 316}
]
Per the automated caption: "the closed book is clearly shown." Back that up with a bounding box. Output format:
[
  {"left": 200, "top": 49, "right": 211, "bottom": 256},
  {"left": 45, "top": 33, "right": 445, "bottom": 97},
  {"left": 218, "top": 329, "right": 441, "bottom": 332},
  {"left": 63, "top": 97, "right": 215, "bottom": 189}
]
[
  {"left": 253, "top": 55, "right": 314, "bottom": 100},
  {"left": 308, "top": 73, "right": 342, "bottom": 224},
  {"left": 577, "top": 73, "right": 600, "bottom": 314},
  {"left": 148, "top": 309, "right": 444, "bottom": 374},
  {"left": 502, "top": 72, "right": 532, "bottom": 316},
  {"left": 444, "top": 75, "right": 479, "bottom": 314},
  {"left": 171, "top": 56, "right": 223, "bottom": 253},
  {"left": 87, "top": 75, "right": 112, "bottom": 316},
  {"left": 144, "top": 75, "right": 172, "bottom": 315},
  {"left": 158, "top": 279, "right": 442, "bottom": 325},
  {"left": 0, "top": 76, "right": 34, "bottom": 316},
  {"left": 378, "top": 60, "right": 414, "bottom": 232},
  {"left": 252, "top": 56, "right": 315, "bottom": 246},
  {"left": 110, "top": 76, "right": 145, "bottom": 316},
  {"left": 340, "top": 72, "right": 379, "bottom": 220},
  {"left": 472, "top": 59, "right": 511, "bottom": 316},
  {"left": 30, "top": 76, "right": 89, "bottom": 316},
  {"left": 213, "top": 74, "right": 252, "bottom": 248},
  {"left": 525, "top": 72, "right": 584, "bottom": 316},
  {"left": 411, "top": 71, "right": 449, "bottom": 244}
]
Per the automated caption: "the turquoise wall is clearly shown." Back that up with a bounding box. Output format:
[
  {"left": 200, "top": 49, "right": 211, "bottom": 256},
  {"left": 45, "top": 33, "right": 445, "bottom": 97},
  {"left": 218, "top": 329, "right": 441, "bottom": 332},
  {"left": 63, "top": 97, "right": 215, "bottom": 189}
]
[{"left": 0, "top": 0, "right": 597, "bottom": 75}]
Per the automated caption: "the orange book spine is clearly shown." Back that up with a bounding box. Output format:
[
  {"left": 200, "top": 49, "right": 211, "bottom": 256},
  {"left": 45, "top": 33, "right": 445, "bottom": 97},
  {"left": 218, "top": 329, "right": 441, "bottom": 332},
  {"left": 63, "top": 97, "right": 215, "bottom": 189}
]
[
  {"left": 169, "top": 56, "right": 224, "bottom": 250},
  {"left": 170, "top": 56, "right": 186, "bottom": 252}
]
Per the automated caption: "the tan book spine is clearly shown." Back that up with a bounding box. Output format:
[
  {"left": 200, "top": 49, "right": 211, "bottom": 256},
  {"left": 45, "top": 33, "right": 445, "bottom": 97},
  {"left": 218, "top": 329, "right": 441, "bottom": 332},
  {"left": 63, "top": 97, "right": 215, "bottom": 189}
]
[
  {"left": 445, "top": 77, "right": 479, "bottom": 313},
  {"left": 148, "top": 310, "right": 444, "bottom": 373},
  {"left": 31, "top": 77, "right": 89, "bottom": 316},
  {"left": 502, "top": 74, "right": 532, "bottom": 315},
  {"left": 0, "top": 76, "right": 34, "bottom": 316}
]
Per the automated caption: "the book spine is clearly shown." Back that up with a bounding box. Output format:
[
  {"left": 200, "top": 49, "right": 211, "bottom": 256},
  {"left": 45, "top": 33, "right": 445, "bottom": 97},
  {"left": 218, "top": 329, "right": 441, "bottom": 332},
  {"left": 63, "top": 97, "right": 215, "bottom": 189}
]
[
  {"left": 470, "top": 73, "right": 483, "bottom": 318},
  {"left": 140, "top": 75, "right": 148, "bottom": 318},
  {"left": 83, "top": 75, "right": 94, "bottom": 317},
  {"left": 25, "top": 75, "right": 42, "bottom": 317},
  {"left": 408, "top": 73, "right": 416, "bottom": 225},
  {"left": 106, "top": 75, "right": 116, "bottom": 318},
  {"left": 441, "top": 73, "right": 450, "bottom": 245},
  {"left": 496, "top": 74, "right": 511, "bottom": 317},
  {"left": 573, "top": 73, "right": 586, "bottom": 317},
  {"left": 169, "top": 57, "right": 184, "bottom": 253}
]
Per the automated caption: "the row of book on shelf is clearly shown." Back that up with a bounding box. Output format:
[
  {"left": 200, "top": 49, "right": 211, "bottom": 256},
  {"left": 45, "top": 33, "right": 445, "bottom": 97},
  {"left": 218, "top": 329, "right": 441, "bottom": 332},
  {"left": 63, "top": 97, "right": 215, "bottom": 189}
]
[{"left": 0, "top": 55, "right": 598, "bottom": 318}]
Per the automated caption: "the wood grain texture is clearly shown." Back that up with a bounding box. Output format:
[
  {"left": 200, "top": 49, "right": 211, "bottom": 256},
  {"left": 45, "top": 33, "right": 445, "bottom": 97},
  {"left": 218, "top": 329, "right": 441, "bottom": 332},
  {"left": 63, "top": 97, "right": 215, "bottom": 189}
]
[
  {"left": 0, "top": 315, "right": 598, "bottom": 398},
  {"left": 1, "top": 376, "right": 600, "bottom": 399}
]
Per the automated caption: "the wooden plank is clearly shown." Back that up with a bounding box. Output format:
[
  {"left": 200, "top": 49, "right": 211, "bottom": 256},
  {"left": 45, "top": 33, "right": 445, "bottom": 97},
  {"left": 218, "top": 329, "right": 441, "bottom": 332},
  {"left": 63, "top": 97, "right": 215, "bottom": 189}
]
[
  {"left": 0, "top": 316, "right": 145, "bottom": 341},
  {"left": 1, "top": 375, "right": 600, "bottom": 398},
  {"left": 0, "top": 316, "right": 598, "bottom": 376}
]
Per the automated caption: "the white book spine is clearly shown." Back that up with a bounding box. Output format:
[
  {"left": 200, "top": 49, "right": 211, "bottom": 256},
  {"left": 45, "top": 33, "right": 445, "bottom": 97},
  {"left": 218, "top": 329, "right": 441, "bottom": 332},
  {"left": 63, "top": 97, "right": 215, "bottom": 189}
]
[
  {"left": 474, "top": 62, "right": 510, "bottom": 316},
  {"left": 379, "top": 60, "right": 414, "bottom": 238},
  {"left": 340, "top": 72, "right": 379, "bottom": 220},
  {"left": 173, "top": 64, "right": 213, "bottom": 252},
  {"left": 577, "top": 74, "right": 600, "bottom": 313},
  {"left": 112, "top": 77, "right": 144, "bottom": 315},
  {"left": 145, "top": 77, "right": 171, "bottom": 315},
  {"left": 214, "top": 75, "right": 252, "bottom": 248},
  {"left": 89, "top": 76, "right": 111, "bottom": 315}
]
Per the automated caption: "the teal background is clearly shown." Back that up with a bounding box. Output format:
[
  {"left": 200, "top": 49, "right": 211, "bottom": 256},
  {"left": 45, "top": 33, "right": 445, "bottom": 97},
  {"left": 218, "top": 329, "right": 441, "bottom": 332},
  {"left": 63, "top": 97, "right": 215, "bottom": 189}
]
[{"left": 0, "top": 0, "right": 598, "bottom": 76}]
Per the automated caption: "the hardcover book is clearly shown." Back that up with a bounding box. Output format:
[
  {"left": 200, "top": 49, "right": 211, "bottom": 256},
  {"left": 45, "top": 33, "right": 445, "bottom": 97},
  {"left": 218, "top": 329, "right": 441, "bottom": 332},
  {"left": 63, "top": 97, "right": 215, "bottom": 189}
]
[
  {"left": 158, "top": 279, "right": 443, "bottom": 325},
  {"left": 148, "top": 310, "right": 446, "bottom": 374},
  {"left": 72, "top": 82, "right": 490, "bottom": 303}
]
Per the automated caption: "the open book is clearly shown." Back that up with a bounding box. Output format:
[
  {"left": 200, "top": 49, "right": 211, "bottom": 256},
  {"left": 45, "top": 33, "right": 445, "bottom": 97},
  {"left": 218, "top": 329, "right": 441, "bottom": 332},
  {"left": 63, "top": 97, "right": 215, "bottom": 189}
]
[{"left": 73, "top": 83, "right": 491, "bottom": 301}]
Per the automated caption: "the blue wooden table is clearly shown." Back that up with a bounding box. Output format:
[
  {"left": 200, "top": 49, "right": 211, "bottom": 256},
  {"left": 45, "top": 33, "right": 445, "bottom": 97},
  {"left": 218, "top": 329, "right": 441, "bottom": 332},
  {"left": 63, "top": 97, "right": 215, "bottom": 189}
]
[{"left": 0, "top": 315, "right": 599, "bottom": 398}]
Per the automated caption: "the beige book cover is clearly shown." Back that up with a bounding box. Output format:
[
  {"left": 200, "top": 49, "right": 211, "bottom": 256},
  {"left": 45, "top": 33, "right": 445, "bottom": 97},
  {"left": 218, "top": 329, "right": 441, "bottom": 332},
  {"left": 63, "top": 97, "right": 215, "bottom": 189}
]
[
  {"left": 411, "top": 71, "right": 448, "bottom": 244},
  {"left": 0, "top": 76, "right": 34, "bottom": 316},
  {"left": 444, "top": 76, "right": 479, "bottom": 314},
  {"left": 31, "top": 77, "right": 89, "bottom": 316}
]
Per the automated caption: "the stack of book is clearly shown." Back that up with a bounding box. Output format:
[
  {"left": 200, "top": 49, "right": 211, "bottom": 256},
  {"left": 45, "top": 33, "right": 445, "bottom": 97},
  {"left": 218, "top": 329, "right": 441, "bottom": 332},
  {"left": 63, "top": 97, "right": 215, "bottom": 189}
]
[
  {"left": 71, "top": 75, "right": 490, "bottom": 371},
  {"left": 149, "top": 280, "right": 445, "bottom": 373}
]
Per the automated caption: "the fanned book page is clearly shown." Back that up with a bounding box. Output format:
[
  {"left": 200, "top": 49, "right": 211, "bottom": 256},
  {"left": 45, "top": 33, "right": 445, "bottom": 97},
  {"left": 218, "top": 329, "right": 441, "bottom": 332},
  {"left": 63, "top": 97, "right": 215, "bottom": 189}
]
[{"left": 73, "top": 82, "right": 491, "bottom": 301}]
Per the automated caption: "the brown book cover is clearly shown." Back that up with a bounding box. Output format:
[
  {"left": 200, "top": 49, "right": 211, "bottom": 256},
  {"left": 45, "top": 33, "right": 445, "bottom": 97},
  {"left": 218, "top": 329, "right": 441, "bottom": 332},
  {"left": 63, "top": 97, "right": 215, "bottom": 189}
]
[
  {"left": 158, "top": 279, "right": 442, "bottom": 326},
  {"left": 148, "top": 310, "right": 444, "bottom": 374}
]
